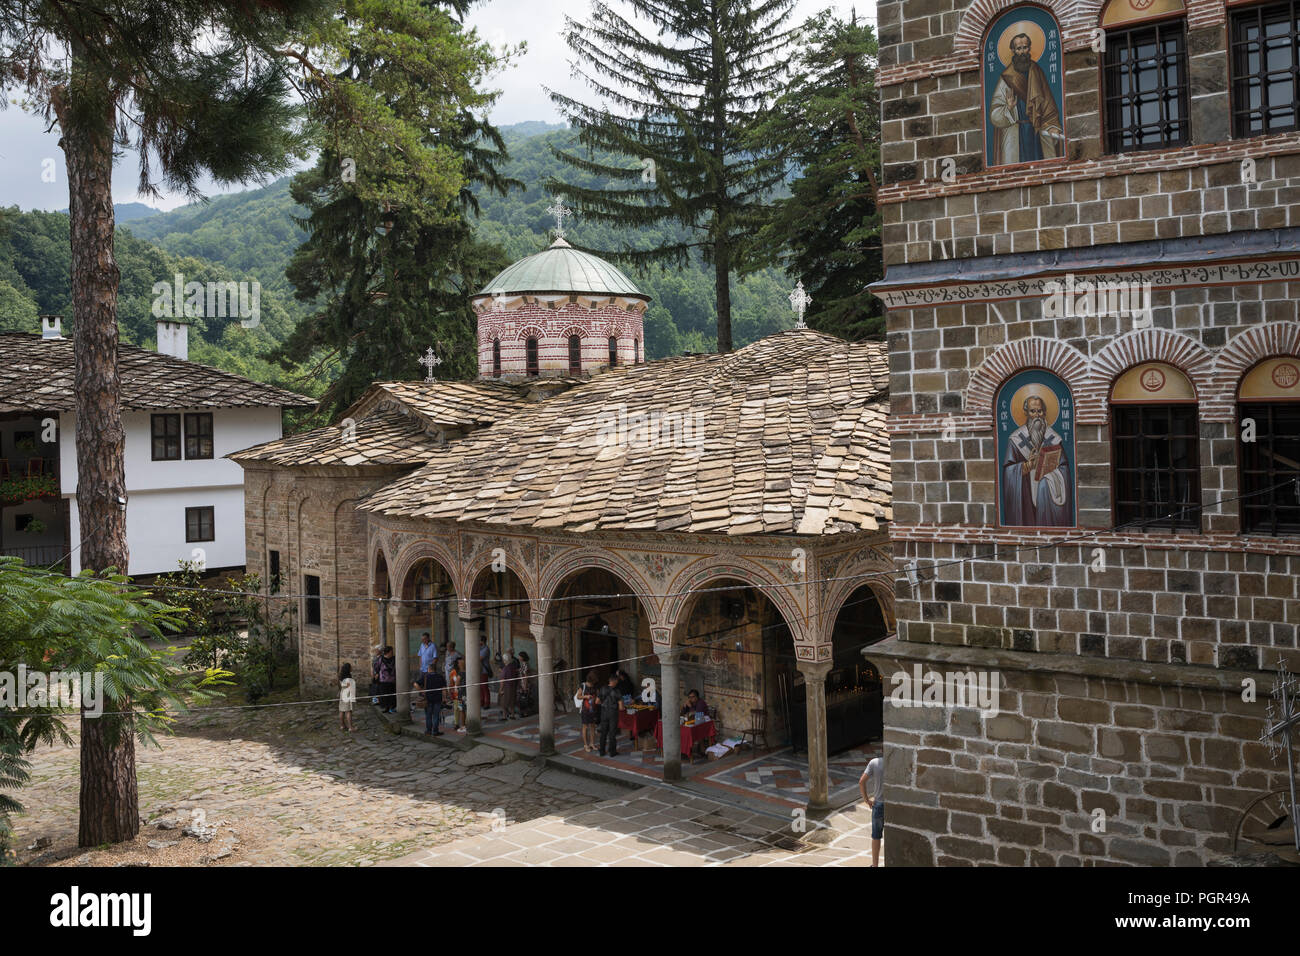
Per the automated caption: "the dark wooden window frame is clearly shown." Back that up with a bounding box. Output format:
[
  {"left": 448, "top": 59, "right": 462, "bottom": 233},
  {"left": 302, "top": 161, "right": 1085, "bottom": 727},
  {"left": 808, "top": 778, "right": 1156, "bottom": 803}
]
[
  {"left": 184, "top": 412, "right": 214, "bottom": 460},
  {"left": 185, "top": 505, "right": 215, "bottom": 542},
  {"left": 492, "top": 339, "right": 501, "bottom": 378},
  {"left": 1103, "top": 18, "right": 1191, "bottom": 152},
  {"left": 1230, "top": 0, "right": 1300, "bottom": 137},
  {"left": 568, "top": 335, "right": 582, "bottom": 375},
  {"left": 1110, "top": 402, "right": 1202, "bottom": 532},
  {"left": 1238, "top": 399, "right": 1300, "bottom": 534},
  {"left": 304, "top": 574, "right": 322, "bottom": 627},
  {"left": 608, "top": 336, "right": 618, "bottom": 368},
  {"left": 525, "top": 337, "right": 539, "bottom": 376},
  {"left": 151, "top": 413, "right": 182, "bottom": 461}
]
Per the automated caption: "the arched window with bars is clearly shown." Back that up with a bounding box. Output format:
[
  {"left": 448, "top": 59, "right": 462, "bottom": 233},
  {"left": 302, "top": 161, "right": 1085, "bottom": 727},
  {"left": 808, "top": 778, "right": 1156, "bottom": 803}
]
[
  {"left": 526, "top": 337, "right": 539, "bottom": 376},
  {"left": 569, "top": 335, "right": 581, "bottom": 375}
]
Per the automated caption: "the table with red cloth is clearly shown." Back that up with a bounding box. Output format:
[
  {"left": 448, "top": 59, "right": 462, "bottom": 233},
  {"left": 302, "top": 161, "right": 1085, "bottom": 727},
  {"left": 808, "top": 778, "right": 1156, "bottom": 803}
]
[
  {"left": 619, "top": 705, "right": 659, "bottom": 745},
  {"left": 654, "top": 717, "right": 717, "bottom": 761}
]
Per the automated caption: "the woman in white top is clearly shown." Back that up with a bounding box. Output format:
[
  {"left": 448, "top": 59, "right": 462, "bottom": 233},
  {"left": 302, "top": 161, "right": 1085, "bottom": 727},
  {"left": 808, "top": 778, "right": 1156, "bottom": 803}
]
[{"left": 338, "top": 662, "right": 356, "bottom": 732}]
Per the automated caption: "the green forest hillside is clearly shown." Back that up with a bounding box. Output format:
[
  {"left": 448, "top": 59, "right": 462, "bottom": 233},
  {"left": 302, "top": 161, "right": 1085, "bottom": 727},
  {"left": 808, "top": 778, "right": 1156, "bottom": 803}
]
[
  {"left": 0, "top": 122, "right": 796, "bottom": 399},
  {"left": 125, "top": 121, "right": 797, "bottom": 358}
]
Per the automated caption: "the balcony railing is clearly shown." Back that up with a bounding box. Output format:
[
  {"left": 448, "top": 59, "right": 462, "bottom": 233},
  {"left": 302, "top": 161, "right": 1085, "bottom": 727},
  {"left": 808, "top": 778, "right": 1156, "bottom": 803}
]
[{"left": 0, "top": 545, "right": 67, "bottom": 568}]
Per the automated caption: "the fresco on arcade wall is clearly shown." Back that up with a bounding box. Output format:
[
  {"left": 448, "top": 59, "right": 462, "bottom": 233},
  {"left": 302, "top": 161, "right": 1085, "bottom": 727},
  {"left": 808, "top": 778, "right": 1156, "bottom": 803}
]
[
  {"left": 997, "top": 369, "right": 1076, "bottom": 528},
  {"left": 984, "top": 6, "right": 1065, "bottom": 167}
]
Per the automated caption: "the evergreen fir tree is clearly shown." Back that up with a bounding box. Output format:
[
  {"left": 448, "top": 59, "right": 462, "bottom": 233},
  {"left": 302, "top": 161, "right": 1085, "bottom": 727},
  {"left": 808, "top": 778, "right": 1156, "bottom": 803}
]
[
  {"left": 751, "top": 10, "right": 883, "bottom": 340},
  {"left": 275, "top": 6, "right": 520, "bottom": 417},
  {"left": 547, "top": 0, "right": 798, "bottom": 353}
]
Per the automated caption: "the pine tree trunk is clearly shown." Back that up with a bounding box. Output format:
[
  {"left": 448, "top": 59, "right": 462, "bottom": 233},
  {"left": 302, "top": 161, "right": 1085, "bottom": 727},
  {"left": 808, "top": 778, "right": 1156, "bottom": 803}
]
[
  {"left": 714, "top": 237, "right": 733, "bottom": 354},
  {"left": 55, "top": 58, "right": 138, "bottom": 847},
  {"left": 78, "top": 710, "right": 139, "bottom": 847}
]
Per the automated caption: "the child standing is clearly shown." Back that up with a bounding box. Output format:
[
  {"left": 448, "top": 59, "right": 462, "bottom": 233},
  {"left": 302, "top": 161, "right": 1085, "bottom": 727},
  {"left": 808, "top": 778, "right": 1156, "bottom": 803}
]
[
  {"left": 339, "top": 663, "right": 356, "bottom": 732},
  {"left": 448, "top": 658, "right": 466, "bottom": 732}
]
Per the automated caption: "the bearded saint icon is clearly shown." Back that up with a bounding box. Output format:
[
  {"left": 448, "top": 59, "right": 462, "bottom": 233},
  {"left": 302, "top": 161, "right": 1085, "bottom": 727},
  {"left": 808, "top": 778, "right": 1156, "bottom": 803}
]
[
  {"left": 1000, "top": 394, "right": 1072, "bottom": 527},
  {"left": 990, "top": 32, "right": 1064, "bottom": 164}
]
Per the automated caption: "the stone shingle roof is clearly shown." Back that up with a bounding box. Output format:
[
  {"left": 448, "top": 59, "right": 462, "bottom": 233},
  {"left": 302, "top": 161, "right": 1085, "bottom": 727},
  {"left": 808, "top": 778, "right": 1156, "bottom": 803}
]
[
  {"left": 0, "top": 333, "right": 314, "bottom": 413},
  {"left": 229, "top": 412, "right": 442, "bottom": 467},
  {"left": 230, "top": 379, "right": 535, "bottom": 468},
  {"left": 346, "top": 380, "right": 529, "bottom": 429},
  {"left": 360, "top": 330, "right": 892, "bottom": 536}
]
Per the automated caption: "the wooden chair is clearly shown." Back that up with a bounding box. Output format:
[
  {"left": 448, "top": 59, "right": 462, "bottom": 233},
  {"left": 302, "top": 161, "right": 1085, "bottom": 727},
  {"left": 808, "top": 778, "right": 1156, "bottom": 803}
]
[
  {"left": 26, "top": 458, "right": 42, "bottom": 477},
  {"left": 740, "top": 708, "right": 769, "bottom": 752}
]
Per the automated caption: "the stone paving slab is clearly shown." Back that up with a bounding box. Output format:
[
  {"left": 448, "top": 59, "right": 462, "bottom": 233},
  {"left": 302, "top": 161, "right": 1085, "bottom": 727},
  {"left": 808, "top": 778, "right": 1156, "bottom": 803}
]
[{"left": 386, "top": 785, "right": 884, "bottom": 868}]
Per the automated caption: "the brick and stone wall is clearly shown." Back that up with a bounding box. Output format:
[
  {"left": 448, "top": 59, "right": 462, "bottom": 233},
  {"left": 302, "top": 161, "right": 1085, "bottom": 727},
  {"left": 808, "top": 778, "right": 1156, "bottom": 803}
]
[
  {"left": 875, "top": 0, "right": 1300, "bottom": 864},
  {"left": 242, "top": 464, "right": 404, "bottom": 694},
  {"left": 474, "top": 301, "right": 645, "bottom": 378},
  {"left": 863, "top": 641, "right": 1286, "bottom": 865}
]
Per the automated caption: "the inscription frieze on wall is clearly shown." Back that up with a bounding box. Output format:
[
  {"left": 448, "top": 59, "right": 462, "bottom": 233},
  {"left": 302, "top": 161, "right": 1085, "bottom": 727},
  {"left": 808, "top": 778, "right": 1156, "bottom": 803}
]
[{"left": 876, "top": 258, "right": 1300, "bottom": 310}]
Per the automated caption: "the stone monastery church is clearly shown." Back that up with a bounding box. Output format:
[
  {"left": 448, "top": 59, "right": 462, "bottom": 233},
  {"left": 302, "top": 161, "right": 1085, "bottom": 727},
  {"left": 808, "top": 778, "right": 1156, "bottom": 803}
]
[
  {"left": 236, "top": 0, "right": 1300, "bottom": 866},
  {"left": 234, "top": 236, "right": 895, "bottom": 810}
]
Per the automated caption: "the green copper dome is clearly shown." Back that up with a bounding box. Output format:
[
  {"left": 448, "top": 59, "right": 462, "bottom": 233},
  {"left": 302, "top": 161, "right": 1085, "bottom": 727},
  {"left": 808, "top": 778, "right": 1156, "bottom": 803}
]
[{"left": 475, "top": 238, "right": 648, "bottom": 299}]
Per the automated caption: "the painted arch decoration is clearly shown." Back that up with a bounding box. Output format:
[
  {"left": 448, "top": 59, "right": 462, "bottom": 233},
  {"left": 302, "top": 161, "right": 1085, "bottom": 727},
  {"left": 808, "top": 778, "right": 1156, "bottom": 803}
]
[
  {"left": 997, "top": 369, "right": 1077, "bottom": 528},
  {"left": 984, "top": 6, "right": 1066, "bottom": 167}
]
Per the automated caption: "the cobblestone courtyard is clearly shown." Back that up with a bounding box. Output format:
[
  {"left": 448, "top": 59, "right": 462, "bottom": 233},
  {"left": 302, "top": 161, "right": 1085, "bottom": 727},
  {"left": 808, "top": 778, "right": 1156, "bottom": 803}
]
[{"left": 9, "top": 695, "right": 883, "bottom": 867}]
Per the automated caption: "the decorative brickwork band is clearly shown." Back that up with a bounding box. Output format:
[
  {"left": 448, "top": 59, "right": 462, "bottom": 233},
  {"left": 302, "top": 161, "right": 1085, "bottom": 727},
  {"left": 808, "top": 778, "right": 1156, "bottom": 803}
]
[
  {"left": 1085, "top": 329, "right": 1216, "bottom": 417},
  {"left": 965, "top": 337, "right": 1092, "bottom": 423}
]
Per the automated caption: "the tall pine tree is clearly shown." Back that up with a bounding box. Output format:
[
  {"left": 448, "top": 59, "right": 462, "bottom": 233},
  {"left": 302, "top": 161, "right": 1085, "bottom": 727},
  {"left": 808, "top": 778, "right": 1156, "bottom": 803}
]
[
  {"left": 0, "top": 0, "right": 322, "bottom": 847},
  {"left": 274, "top": 3, "right": 519, "bottom": 416},
  {"left": 751, "top": 10, "right": 883, "bottom": 340},
  {"left": 547, "top": 0, "right": 797, "bottom": 353}
]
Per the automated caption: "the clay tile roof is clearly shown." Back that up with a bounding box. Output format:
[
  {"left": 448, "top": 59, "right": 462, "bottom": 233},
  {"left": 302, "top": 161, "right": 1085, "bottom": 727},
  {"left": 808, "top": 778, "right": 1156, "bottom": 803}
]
[
  {"left": 229, "top": 412, "right": 442, "bottom": 467},
  {"left": 359, "top": 329, "right": 891, "bottom": 536},
  {"left": 0, "top": 333, "right": 315, "bottom": 414}
]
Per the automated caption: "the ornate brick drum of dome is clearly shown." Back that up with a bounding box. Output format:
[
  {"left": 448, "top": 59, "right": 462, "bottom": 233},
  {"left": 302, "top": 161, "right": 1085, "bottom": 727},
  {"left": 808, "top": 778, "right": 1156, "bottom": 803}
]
[{"left": 471, "top": 237, "right": 649, "bottom": 379}]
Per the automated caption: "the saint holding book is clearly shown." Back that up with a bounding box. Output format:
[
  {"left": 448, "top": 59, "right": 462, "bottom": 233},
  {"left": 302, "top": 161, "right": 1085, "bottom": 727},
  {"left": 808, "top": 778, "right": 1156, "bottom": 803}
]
[{"left": 1000, "top": 388, "right": 1073, "bottom": 527}]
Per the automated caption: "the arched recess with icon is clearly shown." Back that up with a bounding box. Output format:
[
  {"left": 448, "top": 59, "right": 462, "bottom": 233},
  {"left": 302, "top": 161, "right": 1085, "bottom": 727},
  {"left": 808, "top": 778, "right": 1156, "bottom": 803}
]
[
  {"left": 996, "top": 368, "right": 1077, "bottom": 528},
  {"left": 983, "top": 4, "right": 1066, "bottom": 168}
]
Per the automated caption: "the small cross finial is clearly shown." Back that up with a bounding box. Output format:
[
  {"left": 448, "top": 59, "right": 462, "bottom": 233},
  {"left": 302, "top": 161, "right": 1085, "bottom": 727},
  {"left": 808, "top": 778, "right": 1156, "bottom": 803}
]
[
  {"left": 419, "top": 347, "right": 442, "bottom": 382},
  {"left": 789, "top": 280, "right": 812, "bottom": 329},
  {"left": 547, "top": 196, "right": 573, "bottom": 239}
]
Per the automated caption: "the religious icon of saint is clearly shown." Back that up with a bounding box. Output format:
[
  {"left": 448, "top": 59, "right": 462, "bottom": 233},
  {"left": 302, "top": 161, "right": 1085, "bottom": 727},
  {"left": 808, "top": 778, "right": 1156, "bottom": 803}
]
[
  {"left": 997, "top": 373, "right": 1075, "bottom": 528},
  {"left": 985, "top": 11, "right": 1065, "bottom": 167}
]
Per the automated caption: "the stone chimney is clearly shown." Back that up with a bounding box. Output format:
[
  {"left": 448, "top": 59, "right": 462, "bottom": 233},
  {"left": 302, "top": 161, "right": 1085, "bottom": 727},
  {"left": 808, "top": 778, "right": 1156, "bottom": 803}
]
[
  {"left": 156, "top": 319, "right": 189, "bottom": 361},
  {"left": 40, "top": 315, "right": 62, "bottom": 339}
]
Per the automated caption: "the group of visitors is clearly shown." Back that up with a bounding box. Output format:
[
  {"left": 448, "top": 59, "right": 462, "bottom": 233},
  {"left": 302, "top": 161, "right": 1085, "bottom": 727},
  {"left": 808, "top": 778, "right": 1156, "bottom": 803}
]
[
  {"left": 338, "top": 633, "right": 540, "bottom": 737},
  {"left": 575, "top": 669, "right": 708, "bottom": 759}
]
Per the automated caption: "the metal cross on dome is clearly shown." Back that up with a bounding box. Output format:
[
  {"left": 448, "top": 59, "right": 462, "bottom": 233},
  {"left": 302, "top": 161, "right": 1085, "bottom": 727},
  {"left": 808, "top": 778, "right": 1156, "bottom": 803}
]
[
  {"left": 547, "top": 196, "right": 573, "bottom": 239},
  {"left": 419, "top": 347, "right": 442, "bottom": 383},
  {"left": 1260, "top": 656, "right": 1300, "bottom": 852},
  {"left": 789, "top": 280, "right": 812, "bottom": 329}
]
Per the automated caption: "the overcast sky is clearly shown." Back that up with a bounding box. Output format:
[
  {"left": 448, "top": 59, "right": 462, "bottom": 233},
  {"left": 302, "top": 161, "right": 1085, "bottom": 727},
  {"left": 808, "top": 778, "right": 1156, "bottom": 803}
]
[{"left": 0, "top": 0, "right": 872, "bottom": 213}]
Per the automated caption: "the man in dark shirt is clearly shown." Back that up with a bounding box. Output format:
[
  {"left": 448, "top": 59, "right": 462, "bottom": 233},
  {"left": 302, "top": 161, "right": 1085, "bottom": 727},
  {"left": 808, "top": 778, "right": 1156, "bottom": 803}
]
[
  {"left": 680, "top": 689, "right": 708, "bottom": 717},
  {"left": 415, "top": 667, "right": 447, "bottom": 735},
  {"left": 598, "top": 673, "right": 624, "bottom": 757}
]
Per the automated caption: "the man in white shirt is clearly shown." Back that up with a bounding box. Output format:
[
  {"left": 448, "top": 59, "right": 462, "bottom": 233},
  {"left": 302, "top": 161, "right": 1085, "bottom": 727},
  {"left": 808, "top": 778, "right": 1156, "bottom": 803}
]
[{"left": 859, "top": 754, "right": 885, "bottom": 867}]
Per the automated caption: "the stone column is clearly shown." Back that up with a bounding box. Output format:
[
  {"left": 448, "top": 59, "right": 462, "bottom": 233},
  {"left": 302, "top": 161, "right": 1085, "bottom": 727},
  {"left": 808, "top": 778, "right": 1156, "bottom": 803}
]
[
  {"left": 797, "top": 658, "right": 834, "bottom": 812},
  {"left": 391, "top": 604, "right": 411, "bottom": 722},
  {"left": 658, "top": 644, "right": 682, "bottom": 781},
  {"left": 462, "top": 617, "right": 483, "bottom": 736},
  {"left": 533, "top": 623, "right": 556, "bottom": 755}
]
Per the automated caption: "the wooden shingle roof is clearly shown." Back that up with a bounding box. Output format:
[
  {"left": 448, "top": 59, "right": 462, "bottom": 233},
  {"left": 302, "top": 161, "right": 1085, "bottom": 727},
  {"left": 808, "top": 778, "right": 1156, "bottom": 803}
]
[
  {"left": 0, "top": 333, "right": 314, "bottom": 413},
  {"left": 359, "top": 330, "right": 891, "bottom": 536}
]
